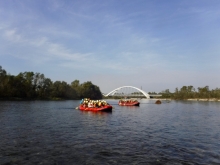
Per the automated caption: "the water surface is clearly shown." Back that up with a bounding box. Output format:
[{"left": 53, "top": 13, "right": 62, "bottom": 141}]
[{"left": 0, "top": 100, "right": 220, "bottom": 164}]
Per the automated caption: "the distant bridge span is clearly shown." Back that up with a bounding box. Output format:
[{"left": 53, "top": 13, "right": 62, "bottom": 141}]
[{"left": 104, "top": 86, "right": 151, "bottom": 99}]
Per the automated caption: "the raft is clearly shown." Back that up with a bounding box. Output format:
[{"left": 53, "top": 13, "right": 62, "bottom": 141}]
[
  {"left": 118, "top": 101, "right": 140, "bottom": 106},
  {"left": 78, "top": 105, "right": 112, "bottom": 112}
]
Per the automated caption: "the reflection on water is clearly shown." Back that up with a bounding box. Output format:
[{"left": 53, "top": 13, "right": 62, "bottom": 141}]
[
  {"left": 80, "top": 110, "right": 112, "bottom": 116},
  {"left": 0, "top": 100, "right": 220, "bottom": 164}
]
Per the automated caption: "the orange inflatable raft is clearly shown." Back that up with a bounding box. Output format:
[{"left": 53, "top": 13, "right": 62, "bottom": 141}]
[
  {"left": 118, "top": 100, "right": 140, "bottom": 106},
  {"left": 78, "top": 104, "right": 113, "bottom": 112}
]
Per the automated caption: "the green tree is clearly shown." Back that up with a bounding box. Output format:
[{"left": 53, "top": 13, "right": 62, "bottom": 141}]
[
  {"left": 0, "top": 66, "right": 8, "bottom": 97},
  {"left": 17, "top": 72, "right": 36, "bottom": 98},
  {"left": 51, "top": 81, "right": 77, "bottom": 99},
  {"left": 71, "top": 80, "right": 80, "bottom": 88},
  {"left": 197, "top": 86, "right": 210, "bottom": 98},
  {"left": 161, "top": 89, "right": 171, "bottom": 98},
  {"left": 210, "top": 88, "right": 220, "bottom": 98},
  {"left": 71, "top": 80, "right": 80, "bottom": 98},
  {"left": 32, "top": 73, "right": 52, "bottom": 99},
  {"left": 79, "top": 81, "right": 102, "bottom": 99}
]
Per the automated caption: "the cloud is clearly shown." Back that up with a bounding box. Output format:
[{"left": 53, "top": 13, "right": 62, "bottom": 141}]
[
  {"left": 1, "top": 27, "right": 92, "bottom": 64},
  {"left": 47, "top": 43, "right": 91, "bottom": 61},
  {"left": 4, "top": 29, "right": 24, "bottom": 42},
  {"left": 1, "top": 1, "right": 220, "bottom": 92}
]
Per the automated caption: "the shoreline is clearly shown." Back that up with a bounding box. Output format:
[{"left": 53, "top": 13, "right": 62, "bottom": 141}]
[
  {"left": 186, "top": 98, "right": 220, "bottom": 102},
  {"left": 1, "top": 98, "right": 220, "bottom": 102},
  {"left": 150, "top": 98, "right": 220, "bottom": 102}
]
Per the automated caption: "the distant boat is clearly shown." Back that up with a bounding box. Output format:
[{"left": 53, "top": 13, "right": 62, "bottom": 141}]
[{"left": 118, "top": 99, "right": 140, "bottom": 106}]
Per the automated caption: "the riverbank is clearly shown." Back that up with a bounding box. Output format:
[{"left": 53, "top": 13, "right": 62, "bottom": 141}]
[
  {"left": 187, "top": 98, "right": 220, "bottom": 102},
  {"left": 1, "top": 97, "right": 220, "bottom": 102},
  {"left": 150, "top": 98, "right": 220, "bottom": 102}
]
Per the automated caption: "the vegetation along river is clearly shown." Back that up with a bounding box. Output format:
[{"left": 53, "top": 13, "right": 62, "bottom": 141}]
[{"left": 0, "top": 99, "right": 220, "bottom": 165}]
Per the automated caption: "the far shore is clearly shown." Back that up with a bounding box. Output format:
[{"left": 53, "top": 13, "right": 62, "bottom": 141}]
[
  {"left": 149, "top": 98, "right": 220, "bottom": 102},
  {"left": 1, "top": 97, "right": 220, "bottom": 102},
  {"left": 186, "top": 98, "right": 220, "bottom": 102}
]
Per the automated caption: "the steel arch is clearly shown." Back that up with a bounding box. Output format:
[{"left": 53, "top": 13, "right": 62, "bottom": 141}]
[{"left": 104, "top": 86, "right": 150, "bottom": 99}]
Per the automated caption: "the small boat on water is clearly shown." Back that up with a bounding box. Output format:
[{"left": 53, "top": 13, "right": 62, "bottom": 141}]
[
  {"left": 78, "top": 105, "right": 112, "bottom": 112},
  {"left": 78, "top": 98, "right": 112, "bottom": 112},
  {"left": 118, "top": 99, "right": 140, "bottom": 106}
]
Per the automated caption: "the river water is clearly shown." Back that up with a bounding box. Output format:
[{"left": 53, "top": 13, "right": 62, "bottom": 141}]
[{"left": 0, "top": 99, "right": 220, "bottom": 165}]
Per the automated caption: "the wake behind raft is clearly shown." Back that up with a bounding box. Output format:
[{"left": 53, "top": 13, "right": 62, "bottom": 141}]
[{"left": 77, "top": 98, "right": 113, "bottom": 112}]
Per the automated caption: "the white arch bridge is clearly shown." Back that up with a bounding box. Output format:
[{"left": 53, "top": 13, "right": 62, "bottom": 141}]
[{"left": 103, "top": 86, "right": 161, "bottom": 99}]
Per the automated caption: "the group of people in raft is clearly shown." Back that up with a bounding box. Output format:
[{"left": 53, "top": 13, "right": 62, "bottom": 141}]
[
  {"left": 119, "top": 99, "right": 138, "bottom": 104},
  {"left": 80, "top": 98, "right": 109, "bottom": 108}
]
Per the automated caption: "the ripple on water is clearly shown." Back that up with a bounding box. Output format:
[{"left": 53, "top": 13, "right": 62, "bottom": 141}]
[{"left": 0, "top": 100, "right": 220, "bottom": 164}]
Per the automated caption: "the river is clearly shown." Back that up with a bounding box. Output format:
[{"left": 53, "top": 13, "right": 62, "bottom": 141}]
[{"left": 0, "top": 99, "right": 220, "bottom": 165}]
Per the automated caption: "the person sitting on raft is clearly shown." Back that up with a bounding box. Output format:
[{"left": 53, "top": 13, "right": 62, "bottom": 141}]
[
  {"left": 81, "top": 99, "right": 108, "bottom": 108},
  {"left": 88, "top": 101, "right": 93, "bottom": 108}
]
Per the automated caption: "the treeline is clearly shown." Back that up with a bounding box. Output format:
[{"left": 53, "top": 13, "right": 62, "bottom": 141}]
[
  {"left": 157, "top": 85, "right": 220, "bottom": 99},
  {"left": 0, "top": 66, "right": 102, "bottom": 100}
]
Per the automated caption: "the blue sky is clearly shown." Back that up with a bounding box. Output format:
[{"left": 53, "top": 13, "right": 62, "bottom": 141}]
[{"left": 1, "top": 0, "right": 220, "bottom": 93}]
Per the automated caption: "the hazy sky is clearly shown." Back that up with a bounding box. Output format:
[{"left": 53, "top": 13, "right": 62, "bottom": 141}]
[{"left": 1, "top": 0, "right": 220, "bottom": 93}]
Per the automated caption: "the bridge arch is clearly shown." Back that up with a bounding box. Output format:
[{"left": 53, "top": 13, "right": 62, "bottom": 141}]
[{"left": 104, "top": 86, "right": 150, "bottom": 99}]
